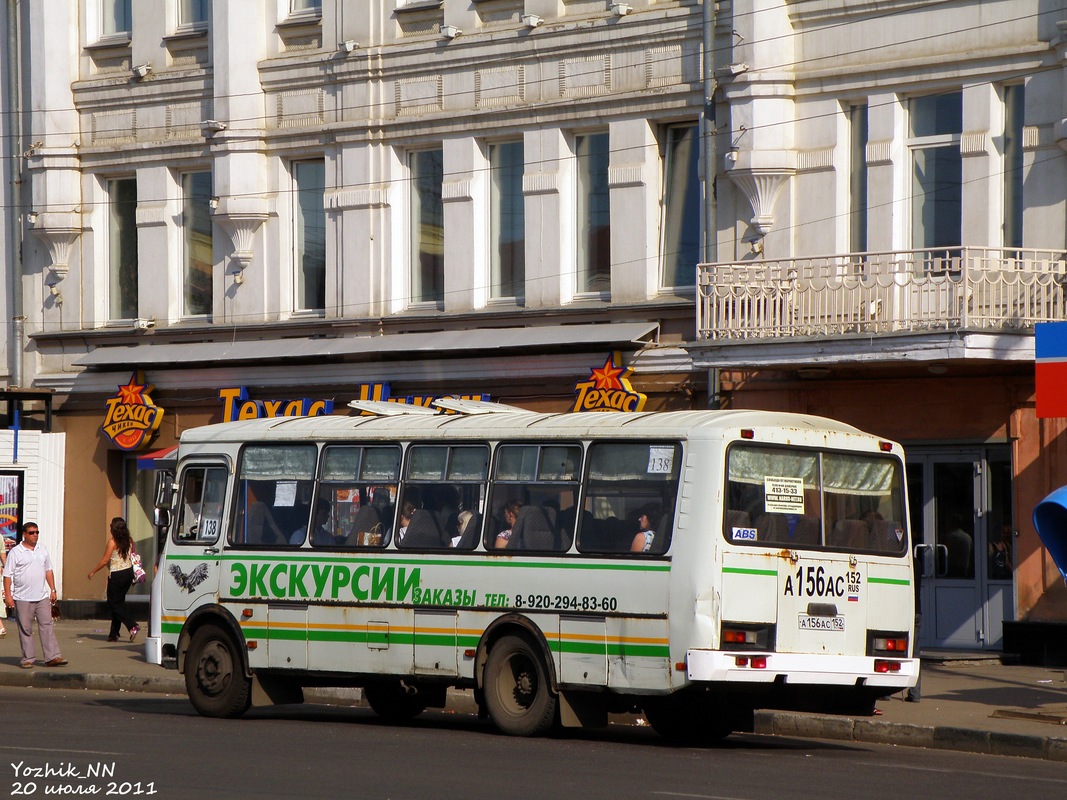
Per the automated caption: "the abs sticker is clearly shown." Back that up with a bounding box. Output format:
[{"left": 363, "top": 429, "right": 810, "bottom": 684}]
[{"left": 732, "top": 526, "right": 758, "bottom": 541}]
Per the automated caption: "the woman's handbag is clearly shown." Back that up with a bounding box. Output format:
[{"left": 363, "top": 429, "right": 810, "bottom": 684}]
[{"left": 131, "top": 549, "right": 147, "bottom": 584}]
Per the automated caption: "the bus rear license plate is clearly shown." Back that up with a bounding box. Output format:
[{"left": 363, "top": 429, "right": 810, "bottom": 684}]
[{"left": 799, "top": 615, "right": 845, "bottom": 632}]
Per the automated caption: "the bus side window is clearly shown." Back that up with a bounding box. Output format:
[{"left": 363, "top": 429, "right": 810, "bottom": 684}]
[
  {"left": 399, "top": 444, "right": 488, "bottom": 551},
  {"left": 487, "top": 444, "right": 581, "bottom": 554},
  {"left": 578, "top": 442, "right": 680, "bottom": 556}
]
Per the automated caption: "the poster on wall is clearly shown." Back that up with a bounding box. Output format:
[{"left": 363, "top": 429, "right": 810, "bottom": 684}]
[{"left": 0, "top": 471, "right": 24, "bottom": 549}]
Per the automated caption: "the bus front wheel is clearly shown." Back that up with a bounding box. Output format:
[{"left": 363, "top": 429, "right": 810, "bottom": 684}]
[
  {"left": 185, "top": 624, "right": 251, "bottom": 718},
  {"left": 484, "top": 635, "right": 557, "bottom": 736}
]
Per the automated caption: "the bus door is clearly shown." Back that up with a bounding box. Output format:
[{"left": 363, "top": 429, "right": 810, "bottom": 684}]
[{"left": 162, "top": 464, "right": 228, "bottom": 621}]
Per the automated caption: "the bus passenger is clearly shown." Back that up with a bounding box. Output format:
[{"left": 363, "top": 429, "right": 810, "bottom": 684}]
[
  {"left": 495, "top": 500, "right": 523, "bottom": 548},
  {"left": 631, "top": 504, "right": 660, "bottom": 553},
  {"left": 393, "top": 502, "right": 416, "bottom": 546},
  {"left": 291, "top": 500, "right": 333, "bottom": 546}
]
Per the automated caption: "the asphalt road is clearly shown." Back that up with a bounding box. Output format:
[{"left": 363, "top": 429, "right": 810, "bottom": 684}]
[{"left": 5, "top": 685, "right": 1067, "bottom": 800}]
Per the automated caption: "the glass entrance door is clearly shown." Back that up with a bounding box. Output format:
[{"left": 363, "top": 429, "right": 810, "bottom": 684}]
[{"left": 907, "top": 448, "right": 1014, "bottom": 650}]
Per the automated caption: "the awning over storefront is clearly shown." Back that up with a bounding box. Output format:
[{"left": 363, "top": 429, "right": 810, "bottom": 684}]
[
  {"left": 136, "top": 445, "right": 178, "bottom": 471},
  {"left": 73, "top": 322, "right": 660, "bottom": 369}
]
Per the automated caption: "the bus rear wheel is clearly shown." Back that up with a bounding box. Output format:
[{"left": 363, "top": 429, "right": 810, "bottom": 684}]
[
  {"left": 363, "top": 680, "right": 428, "bottom": 721},
  {"left": 644, "top": 695, "right": 735, "bottom": 744},
  {"left": 184, "top": 624, "right": 251, "bottom": 718},
  {"left": 484, "top": 635, "right": 557, "bottom": 736}
]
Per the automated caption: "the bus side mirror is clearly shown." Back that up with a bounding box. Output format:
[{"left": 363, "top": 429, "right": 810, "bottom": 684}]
[
  {"left": 154, "top": 470, "right": 175, "bottom": 511},
  {"left": 154, "top": 507, "right": 171, "bottom": 529}
]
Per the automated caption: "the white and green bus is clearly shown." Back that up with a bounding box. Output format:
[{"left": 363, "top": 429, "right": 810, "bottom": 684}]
[{"left": 147, "top": 401, "right": 917, "bottom": 741}]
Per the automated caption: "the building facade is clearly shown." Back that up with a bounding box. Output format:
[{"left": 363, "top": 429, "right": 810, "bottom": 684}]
[
  {"left": 10, "top": 0, "right": 1067, "bottom": 655},
  {"left": 14, "top": 1, "right": 705, "bottom": 608},
  {"left": 691, "top": 0, "right": 1067, "bottom": 654}
]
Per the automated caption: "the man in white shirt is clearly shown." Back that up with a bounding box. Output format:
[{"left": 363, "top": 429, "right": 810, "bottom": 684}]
[{"left": 2, "top": 522, "right": 67, "bottom": 669}]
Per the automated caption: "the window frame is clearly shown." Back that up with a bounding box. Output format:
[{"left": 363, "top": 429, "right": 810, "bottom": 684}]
[
  {"left": 574, "top": 131, "right": 611, "bottom": 297},
  {"left": 659, "top": 122, "right": 700, "bottom": 292},
  {"left": 488, "top": 139, "right": 526, "bottom": 302},
  {"left": 181, "top": 171, "right": 213, "bottom": 318},
  {"left": 907, "top": 91, "right": 963, "bottom": 255},
  {"left": 292, "top": 159, "right": 326, "bottom": 312},
  {"left": 107, "top": 176, "right": 138, "bottom": 322},
  {"left": 409, "top": 148, "right": 445, "bottom": 307}
]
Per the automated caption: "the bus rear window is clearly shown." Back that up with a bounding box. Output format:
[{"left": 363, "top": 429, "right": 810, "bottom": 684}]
[{"left": 724, "top": 444, "right": 906, "bottom": 555}]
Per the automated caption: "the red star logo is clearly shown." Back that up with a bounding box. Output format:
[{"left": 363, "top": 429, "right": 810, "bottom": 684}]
[
  {"left": 589, "top": 356, "right": 625, "bottom": 391},
  {"left": 117, "top": 376, "right": 148, "bottom": 405}
]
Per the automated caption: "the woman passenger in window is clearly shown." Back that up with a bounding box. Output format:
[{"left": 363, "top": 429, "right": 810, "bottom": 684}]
[
  {"left": 393, "top": 502, "right": 416, "bottom": 546},
  {"left": 631, "top": 504, "right": 661, "bottom": 553},
  {"left": 495, "top": 500, "right": 523, "bottom": 549}
]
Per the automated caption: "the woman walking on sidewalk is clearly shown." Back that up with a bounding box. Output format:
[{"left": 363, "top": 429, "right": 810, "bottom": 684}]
[
  {"left": 87, "top": 517, "right": 140, "bottom": 642},
  {"left": 0, "top": 538, "right": 7, "bottom": 637}
]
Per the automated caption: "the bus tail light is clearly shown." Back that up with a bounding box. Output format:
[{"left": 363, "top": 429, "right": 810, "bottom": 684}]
[
  {"left": 721, "top": 623, "right": 774, "bottom": 651},
  {"left": 868, "top": 630, "right": 909, "bottom": 657},
  {"left": 734, "top": 655, "right": 768, "bottom": 669},
  {"left": 874, "top": 659, "right": 901, "bottom": 673}
]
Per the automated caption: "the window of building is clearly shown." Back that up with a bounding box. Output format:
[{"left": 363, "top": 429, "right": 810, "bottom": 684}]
[
  {"left": 178, "top": 0, "right": 209, "bottom": 28},
  {"left": 181, "top": 172, "right": 213, "bottom": 317},
  {"left": 290, "top": 0, "right": 322, "bottom": 15},
  {"left": 293, "top": 160, "right": 326, "bottom": 311},
  {"left": 849, "top": 103, "right": 869, "bottom": 255},
  {"left": 102, "top": 0, "right": 132, "bottom": 36},
  {"left": 488, "top": 140, "right": 525, "bottom": 300},
  {"left": 410, "top": 149, "right": 444, "bottom": 305},
  {"left": 660, "top": 123, "right": 700, "bottom": 290},
  {"left": 909, "top": 92, "right": 962, "bottom": 254},
  {"left": 575, "top": 132, "right": 610, "bottom": 295},
  {"left": 1003, "top": 84, "right": 1024, "bottom": 252},
  {"left": 108, "top": 177, "right": 138, "bottom": 321}
]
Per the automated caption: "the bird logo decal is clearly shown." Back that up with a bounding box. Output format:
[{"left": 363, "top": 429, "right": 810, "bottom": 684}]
[{"left": 169, "top": 563, "right": 210, "bottom": 593}]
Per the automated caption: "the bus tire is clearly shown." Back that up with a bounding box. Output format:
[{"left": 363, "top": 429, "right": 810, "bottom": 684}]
[
  {"left": 484, "top": 634, "right": 557, "bottom": 736},
  {"left": 185, "top": 624, "right": 251, "bottom": 718},
  {"left": 363, "top": 680, "right": 428, "bottom": 721},
  {"left": 644, "top": 696, "right": 733, "bottom": 744}
]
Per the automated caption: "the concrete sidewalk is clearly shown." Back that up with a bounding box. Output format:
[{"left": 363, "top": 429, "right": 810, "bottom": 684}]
[{"left": 3, "top": 617, "right": 1067, "bottom": 760}]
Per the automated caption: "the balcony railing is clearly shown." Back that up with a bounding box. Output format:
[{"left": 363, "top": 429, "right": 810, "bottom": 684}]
[{"left": 696, "top": 247, "right": 1067, "bottom": 341}]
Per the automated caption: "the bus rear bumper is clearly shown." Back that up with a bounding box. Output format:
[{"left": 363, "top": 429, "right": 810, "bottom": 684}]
[{"left": 686, "top": 650, "right": 918, "bottom": 689}]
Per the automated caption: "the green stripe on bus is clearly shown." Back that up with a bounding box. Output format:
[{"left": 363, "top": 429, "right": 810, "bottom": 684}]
[
  {"left": 218, "top": 625, "right": 670, "bottom": 658},
  {"left": 722, "top": 566, "right": 776, "bottom": 577},
  {"left": 868, "top": 576, "right": 910, "bottom": 586}
]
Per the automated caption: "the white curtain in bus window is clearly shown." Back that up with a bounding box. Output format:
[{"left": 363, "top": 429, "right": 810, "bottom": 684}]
[
  {"left": 822, "top": 453, "right": 905, "bottom": 555},
  {"left": 579, "top": 442, "right": 681, "bottom": 555},
  {"left": 319, "top": 446, "right": 401, "bottom": 549},
  {"left": 725, "top": 446, "right": 820, "bottom": 548},
  {"left": 234, "top": 445, "right": 317, "bottom": 547},
  {"left": 487, "top": 444, "right": 582, "bottom": 553}
]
